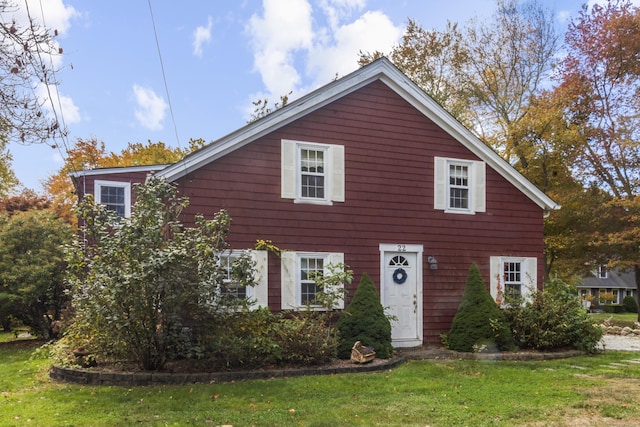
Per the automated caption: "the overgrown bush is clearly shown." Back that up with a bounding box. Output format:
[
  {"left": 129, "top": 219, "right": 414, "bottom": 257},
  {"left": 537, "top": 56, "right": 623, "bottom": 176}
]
[
  {"left": 446, "top": 264, "right": 515, "bottom": 352},
  {"left": 504, "top": 278, "right": 603, "bottom": 352},
  {"left": 64, "top": 177, "right": 258, "bottom": 371},
  {"left": 276, "top": 313, "right": 339, "bottom": 365},
  {"left": 623, "top": 296, "right": 638, "bottom": 313},
  {"left": 336, "top": 273, "right": 393, "bottom": 359}
]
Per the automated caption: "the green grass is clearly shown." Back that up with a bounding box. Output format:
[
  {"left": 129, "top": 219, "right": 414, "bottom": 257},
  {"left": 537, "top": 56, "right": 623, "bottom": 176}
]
[
  {"left": 2, "top": 336, "right": 640, "bottom": 426},
  {"left": 590, "top": 312, "right": 639, "bottom": 327}
]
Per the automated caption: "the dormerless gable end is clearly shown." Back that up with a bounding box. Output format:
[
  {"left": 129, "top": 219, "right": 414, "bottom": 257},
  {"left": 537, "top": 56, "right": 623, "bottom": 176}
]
[{"left": 156, "top": 58, "right": 558, "bottom": 212}]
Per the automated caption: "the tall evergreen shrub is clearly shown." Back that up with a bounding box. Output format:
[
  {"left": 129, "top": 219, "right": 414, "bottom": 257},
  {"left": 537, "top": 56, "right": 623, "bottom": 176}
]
[
  {"left": 336, "top": 273, "right": 393, "bottom": 359},
  {"left": 623, "top": 295, "right": 638, "bottom": 313},
  {"left": 447, "top": 264, "right": 515, "bottom": 352}
]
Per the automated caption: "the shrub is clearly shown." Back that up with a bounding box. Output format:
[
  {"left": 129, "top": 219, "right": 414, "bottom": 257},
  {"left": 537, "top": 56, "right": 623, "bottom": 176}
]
[
  {"left": 336, "top": 273, "right": 393, "bottom": 359},
  {"left": 602, "top": 304, "right": 625, "bottom": 313},
  {"left": 276, "top": 313, "right": 339, "bottom": 365},
  {"left": 623, "top": 295, "right": 638, "bottom": 313},
  {"left": 447, "top": 264, "right": 515, "bottom": 352},
  {"left": 505, "top": 278, "right": 603, "bottom": 352}
]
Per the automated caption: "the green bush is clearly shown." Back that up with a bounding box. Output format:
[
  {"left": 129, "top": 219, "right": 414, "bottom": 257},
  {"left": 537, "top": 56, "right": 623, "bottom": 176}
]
[
  {"left": 622, "top": 296, "right": 638, "bottom": 313},
  {"left": 505, "top": 278, "right": 603, "bottom": 352},
  {"left": 603, "top": 304, "right": 625, "bottom": 313},
  {"left": 276, "top": 313, "right": 339, "bottom": 365},
  {"left": 336, "top": 273, "right": 393, "bottom": 359},
  {"left": 446, "top": 264, "right": 515, "bottom": 352}
]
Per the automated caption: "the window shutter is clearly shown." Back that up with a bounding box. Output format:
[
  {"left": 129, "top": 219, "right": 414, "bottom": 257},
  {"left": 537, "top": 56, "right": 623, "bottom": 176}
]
[
  {"left": 522, "top": 257, "right": 538, "bottom": 301},
  {"left": 472, "top": 161, "right": 486, "bottom": 213},
  {"left": 330, "top": 145, "right": 345, "bottom": 202},
  {"left": 281, "top": 140, "right": 296, "bottom": 199},
  {"left": 326, "top": 252, "right": 345, "bottom": 309},
  {"left": 249, "top": 250, "right": 269, "bottom": 309},
  {"left": 434, "top": 157, "right": 446, "bottom": 210},
  {"left": 489, "top": 256, "right": 502, "bottom": 302},
  {"left": 281, "top": 251, "right": 297, "bottom": 309}
]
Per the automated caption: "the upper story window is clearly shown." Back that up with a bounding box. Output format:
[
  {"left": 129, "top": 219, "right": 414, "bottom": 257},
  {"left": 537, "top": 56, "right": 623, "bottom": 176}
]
[
  {"left": 94, "top": 180, "right": 131, "bottom": 217},
  {"left": 281, "top": 140, "right": 344, "bottom": 205},
  {"left": 449, "top": 163, "right": 469, "bottom": 210},
  {"left": 598, "top": 264, "right": 608, "bottom": 279},
  {"left": 434, "top": 157, "right": 485, "bottom": 214}
]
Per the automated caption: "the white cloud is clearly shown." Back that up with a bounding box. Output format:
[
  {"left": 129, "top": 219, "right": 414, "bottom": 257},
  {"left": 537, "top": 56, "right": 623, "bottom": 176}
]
[
  {"left": 193, "top": 16, "right": 213, "bottom": 57},
  {"left": 132, "top": 85, "right": 167, "bottom": 131},
  {"left": 35, "top": 84, "right": 81, "bottom": 127},
  {"left": 308, "top": 10, "right": 402, "bottom": 86},
  {"left": 246, "top": 0, "right": 314, "bottom": 96},
  {"left": 245, "top": 0, "right": 403, "bottom": 114}
]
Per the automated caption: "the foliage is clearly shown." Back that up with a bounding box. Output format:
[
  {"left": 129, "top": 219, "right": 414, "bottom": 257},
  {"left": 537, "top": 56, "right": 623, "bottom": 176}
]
[
  {"left": 447, "top": 264, "right": 515, "bottom": 352},
  {"left": 335, "top": 273, "right": 393, "bottom": 359},
  {"left": 64, "top": 176, "right": 257, "bottom": 370},
  {"left": 248, "top": 91, "right": 291, "bottom": 123},
  {"left": 0, "top": 209, "right": 70, "bottom": 338},
  {"left": 0, "top": 188, "right": 50, "bottom": 214},
  {"left": 504, "top": 278, "right": 603, "bottom": 352},
  {"left": 623, "top": 295, "right": 638, "bottom": 313},
  {"left": 0, "top": 131, "right": 18, "bottom": 196},
  {"left": 44, "top": 138, "right": 204, "bottom": 226},
  {"left": 0, "top": 1, "right": 66, "bottom": 145}
]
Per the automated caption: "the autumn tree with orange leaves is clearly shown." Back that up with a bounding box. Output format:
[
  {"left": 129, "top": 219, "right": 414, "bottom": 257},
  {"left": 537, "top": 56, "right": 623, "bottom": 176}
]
[{"left": 44, "top": 138, "right": 206, "bottom": 226}]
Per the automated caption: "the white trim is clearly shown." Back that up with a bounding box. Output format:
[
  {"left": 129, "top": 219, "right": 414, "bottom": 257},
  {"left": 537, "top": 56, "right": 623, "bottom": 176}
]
[
  {"left": 156, "top": 58, "right": 558, "bottom": 212},
  {"left": 280, "top": 251, "right": 344, "bottom": 310},
  {"left": 94, "top": 180, "right": 131, "bottom": 217},
  {"left": 490, "top": 256, "right": 537, "bottom": 304},
  {"left": 70, "top": 164, "right": 168, "bottom": 178},
  {"left": 379, "top": 243, "right": 423, "bottom": 347},
  {"left": 280, "top": 139, "right": 345, "bottom": 205},
  {"left": 435, "top": 157, "right": 485, "bottom": 214}
]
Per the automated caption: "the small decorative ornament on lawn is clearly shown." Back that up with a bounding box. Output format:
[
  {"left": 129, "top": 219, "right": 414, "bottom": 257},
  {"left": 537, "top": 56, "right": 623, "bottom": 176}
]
[
  {"left": 350, "top": 341, "right": 376, "bottom": 364},
  {"left": 393, "top": 268, "right": 407, "bottom": 284}
]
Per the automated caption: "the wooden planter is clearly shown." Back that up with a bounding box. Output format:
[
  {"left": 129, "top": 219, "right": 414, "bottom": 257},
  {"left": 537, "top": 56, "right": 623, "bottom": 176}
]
[{"left": 350, "top": 341, "right": 376, "bottom": 364}]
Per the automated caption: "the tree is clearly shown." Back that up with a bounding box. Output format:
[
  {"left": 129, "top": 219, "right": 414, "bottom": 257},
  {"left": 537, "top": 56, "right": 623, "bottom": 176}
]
[
  {"left": 65, "top": 176, "right": 256, "bottom": 370},
  {"left": 45, "top": 138, "right": 202, "bottom": 226},
  {"left": 360, "top": 20, "right": 472, "bottom": 125},
  {"left": 447, "top": 264, "right": 514, "bottom": 352},
  {"left": 553, "top": 0, "right": 640, "bottom": 319},
  {"left": 0, "top": 209, "right": 70, "bottom": 337},
  {"left": 0, "top": 130, "right": 18, "bottom": 196},
  {"left": 335, "top": 273, "right": 393, "bottom": 359},
  {"left": 1, "top": 0, "right": 66, "bottom": 145}
]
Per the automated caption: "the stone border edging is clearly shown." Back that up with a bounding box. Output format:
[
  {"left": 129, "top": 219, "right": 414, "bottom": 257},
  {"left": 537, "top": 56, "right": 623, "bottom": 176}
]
[
  {"left": 49, "top": 346, "right": 586, "bottom": 386},
  {"left": 49, "top": 356, "right": 408, "bottom": 386}
]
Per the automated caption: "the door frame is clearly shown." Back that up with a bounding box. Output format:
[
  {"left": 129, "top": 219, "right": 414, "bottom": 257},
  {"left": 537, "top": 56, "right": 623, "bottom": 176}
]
[{"left": 379, "top": 243, "right": 423, "bottom": 347}]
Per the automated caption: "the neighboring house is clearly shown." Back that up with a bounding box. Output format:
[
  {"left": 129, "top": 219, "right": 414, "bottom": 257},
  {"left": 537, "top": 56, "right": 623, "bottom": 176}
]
[
  {"left": 577, "top": 265, "right": 638, "bottom": 307},
  {"left": 70, "top": 58, "right": 559, "bottom": 347}
]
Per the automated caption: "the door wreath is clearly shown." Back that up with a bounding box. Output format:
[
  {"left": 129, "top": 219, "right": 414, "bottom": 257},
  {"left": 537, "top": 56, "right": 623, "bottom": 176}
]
[{"left": 393, "top": 268, "right": 408, "bottom": 284}]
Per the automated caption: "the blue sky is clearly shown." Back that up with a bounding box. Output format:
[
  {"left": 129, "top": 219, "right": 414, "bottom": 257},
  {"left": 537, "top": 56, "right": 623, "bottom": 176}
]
[{"left": 5, "top": 0, "right": 600, "bottom": 191}]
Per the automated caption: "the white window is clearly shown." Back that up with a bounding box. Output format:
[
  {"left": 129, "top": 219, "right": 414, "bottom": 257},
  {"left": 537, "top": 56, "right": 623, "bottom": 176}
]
[
  {"left": 94, "top": 180, "right": 131, "bottom": 217},
  {"left": 281, "top": 251, "right": 345, "bottom": 310},
  {"left": 490, "top": 256, "right": 537, "bottom": 305},
  {"left": 434, "top": 157, "right": 485, "bottom": 214},
  {"left": 598, "top": 265, "right": 608, "bottom": 279},
  {"left": 219, "top": 250, "right": 269, "bottom": 309},
  {"left": 281, "top": 140, "right": 345, "bottom": 204}
]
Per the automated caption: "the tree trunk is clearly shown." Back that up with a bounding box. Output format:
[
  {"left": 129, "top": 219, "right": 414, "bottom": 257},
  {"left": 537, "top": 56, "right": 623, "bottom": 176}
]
[{"left": 636, "top": 265, "right": 640, "bottom": 323}]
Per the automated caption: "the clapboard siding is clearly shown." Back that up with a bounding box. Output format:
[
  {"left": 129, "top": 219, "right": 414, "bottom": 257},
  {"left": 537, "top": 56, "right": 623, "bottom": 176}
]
[
  {"left": 75, "top": 76, "right": 550, "bottom": 345},
  {"left": 170, "top": 80, "right": 547, "bottom": 342}
]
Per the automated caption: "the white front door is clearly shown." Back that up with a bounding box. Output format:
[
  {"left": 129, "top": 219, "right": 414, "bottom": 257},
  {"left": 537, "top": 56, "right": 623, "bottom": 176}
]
[{"left": 380, "top": 244, "right": 423, "bottom": 347}]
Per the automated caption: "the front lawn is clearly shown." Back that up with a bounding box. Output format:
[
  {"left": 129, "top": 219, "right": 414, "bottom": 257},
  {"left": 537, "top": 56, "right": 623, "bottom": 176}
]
[
  {"left": 3, "top": 336, "right": 640, "bottom": 426},
  {"left": 591, "top": 312, "right": 639, "bottom": 328}
]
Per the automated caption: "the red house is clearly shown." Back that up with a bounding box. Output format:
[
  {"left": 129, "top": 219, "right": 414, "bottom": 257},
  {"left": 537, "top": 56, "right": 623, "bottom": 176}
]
[{"left": 71, "top": 58, "right": 559, "bottom": 347}]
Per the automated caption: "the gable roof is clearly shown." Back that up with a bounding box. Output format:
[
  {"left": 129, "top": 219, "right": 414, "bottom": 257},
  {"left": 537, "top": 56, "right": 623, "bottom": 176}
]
[
  {"left": 158, "top": 57, "right": 558, "bottom": 211},
  {"left": 578, "top": 268, "right": 637, "bottom": 290}
]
